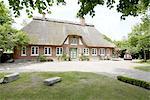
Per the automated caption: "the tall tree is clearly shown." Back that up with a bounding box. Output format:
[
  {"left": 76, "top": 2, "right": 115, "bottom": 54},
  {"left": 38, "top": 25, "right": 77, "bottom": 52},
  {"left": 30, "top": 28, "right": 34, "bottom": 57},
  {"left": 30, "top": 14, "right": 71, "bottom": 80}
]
[
  {"left": 0, "top": 1, "right": 29, "bottom": 62},
  {"left": 3, "top": 0, "right": 150, "bottom": 19},
  {"left": 113, "top": 40, "right": 129, "bottom": 58},
  {"left": 128, "top": 15, "right": 150, "bottom": 60},
  {"left": 0, "top": 1, "right": 12, "bottom": 24}
]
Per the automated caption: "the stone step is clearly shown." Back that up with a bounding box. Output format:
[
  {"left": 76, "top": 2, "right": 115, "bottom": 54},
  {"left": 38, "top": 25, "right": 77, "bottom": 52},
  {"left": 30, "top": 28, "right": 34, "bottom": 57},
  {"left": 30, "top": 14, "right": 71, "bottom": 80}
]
[
  {"left": 44, "top": 77, "right": 62, "bottom": 86},
  {"left": 0, "top": 73, "right": 19, "bottom": 84}
]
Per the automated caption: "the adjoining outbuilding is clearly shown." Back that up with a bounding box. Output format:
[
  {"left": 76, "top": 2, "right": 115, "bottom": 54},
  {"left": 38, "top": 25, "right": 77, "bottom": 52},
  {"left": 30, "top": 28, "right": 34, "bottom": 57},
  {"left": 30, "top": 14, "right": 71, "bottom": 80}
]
[{"left": 13, "top": 17, "right": 115, "bottom": 61}]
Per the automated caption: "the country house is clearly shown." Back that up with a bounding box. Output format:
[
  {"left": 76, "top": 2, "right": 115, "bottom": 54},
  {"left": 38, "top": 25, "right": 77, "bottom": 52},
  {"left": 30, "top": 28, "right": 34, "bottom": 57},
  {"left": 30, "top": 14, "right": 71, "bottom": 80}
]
[{"left": 13, "top": 17, "right": 115, "bottom": 61}]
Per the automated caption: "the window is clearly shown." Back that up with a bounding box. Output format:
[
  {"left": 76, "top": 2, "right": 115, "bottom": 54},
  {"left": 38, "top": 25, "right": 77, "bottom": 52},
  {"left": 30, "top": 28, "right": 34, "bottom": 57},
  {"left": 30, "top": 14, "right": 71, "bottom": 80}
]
[
  {"left": 83, "top": 48, "right": 89, "bottom": 55},
  {"left": 91, "top": 48, "right": 97, "bottom": 56},
  {"left": 56, "top": 47, "right": 63, "bottom": 56},
  {"left": 99, "top": 48, "right": 105, "bottom": 55},
  {"left": 106, "top": 49, "right": 110, "bottom": 54},
  {"left": 44, "top": 47, "right": 52, "bottom": 56},
  {"left": 106, "top": 49, "right": 110, "bottom": 56},
  {"left": 31, "top": 46, "right": 39, "bottom": 56},
  {"left": 21, "top": 46, "right": 26, "bottom": 56},
  {"left": 70, "top": 38, "right": 78, "bottom": 45}
]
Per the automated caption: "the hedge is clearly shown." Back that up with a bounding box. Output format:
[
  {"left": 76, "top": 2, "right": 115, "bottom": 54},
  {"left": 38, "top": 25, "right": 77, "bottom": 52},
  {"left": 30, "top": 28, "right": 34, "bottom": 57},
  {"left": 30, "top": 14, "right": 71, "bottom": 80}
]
[
  {"left": 117, "top": 76, "right": 150, "bottom": 90},
  {"left": 38, "top": 55, "right": 53, "bottom": 62}
]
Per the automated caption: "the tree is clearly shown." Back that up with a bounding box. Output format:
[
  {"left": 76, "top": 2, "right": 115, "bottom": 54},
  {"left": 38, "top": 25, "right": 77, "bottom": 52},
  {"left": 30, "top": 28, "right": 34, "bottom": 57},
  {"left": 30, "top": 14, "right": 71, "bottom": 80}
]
[
  {"left": 128, "top": 15, "right": 150, "bottom": 60},
  {"left": 113, "top": 40, "right": 129, "bottom": 58},
  {"left": 0, "top": 1, "right": 12, "bottom": 25},
  {"left": 0, "top": 24, "right": 16, "bottom": 51},
  {"left": 0, "top": 23, "right": 29, "bottom": 58},
  {"left": 4, "top": 0, "right": 150, "bottom": 19},
  {"left": 0, "top": 1, "right": 29, "bottom": 62},
  {"left": 114, "top": 40, "right": 129, "bottom": 50},
  {"left": 114, "top": 15, "right": 150, "bottom": 60}
]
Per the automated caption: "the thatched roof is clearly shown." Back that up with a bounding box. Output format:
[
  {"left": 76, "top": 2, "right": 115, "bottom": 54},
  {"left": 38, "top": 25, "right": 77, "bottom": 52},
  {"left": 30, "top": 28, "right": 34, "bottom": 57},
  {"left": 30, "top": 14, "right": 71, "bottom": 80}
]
[{"left": 22, "top": 17, "right": 115, "bottom": 48}]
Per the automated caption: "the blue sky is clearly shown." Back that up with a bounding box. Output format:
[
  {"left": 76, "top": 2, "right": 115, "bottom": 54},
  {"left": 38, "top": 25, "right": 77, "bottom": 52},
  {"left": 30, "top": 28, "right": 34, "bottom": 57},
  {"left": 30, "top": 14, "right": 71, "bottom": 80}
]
[{"left": 7, "top": 0, "right": 141, "bottom": 40}]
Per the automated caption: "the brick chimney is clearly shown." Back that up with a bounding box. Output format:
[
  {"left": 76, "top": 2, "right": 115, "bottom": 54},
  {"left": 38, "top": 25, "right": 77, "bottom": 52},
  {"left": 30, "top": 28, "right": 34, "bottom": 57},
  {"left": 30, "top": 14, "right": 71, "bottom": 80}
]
[{"left": 80, "top": 17, "right": 85, "bottom": 25}]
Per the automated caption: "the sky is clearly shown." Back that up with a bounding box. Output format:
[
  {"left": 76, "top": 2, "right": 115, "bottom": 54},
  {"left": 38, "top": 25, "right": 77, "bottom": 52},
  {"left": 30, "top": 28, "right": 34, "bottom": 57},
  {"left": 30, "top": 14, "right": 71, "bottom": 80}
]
[{"left": 6, "top": 0, "right": 141, "bottom": 40}]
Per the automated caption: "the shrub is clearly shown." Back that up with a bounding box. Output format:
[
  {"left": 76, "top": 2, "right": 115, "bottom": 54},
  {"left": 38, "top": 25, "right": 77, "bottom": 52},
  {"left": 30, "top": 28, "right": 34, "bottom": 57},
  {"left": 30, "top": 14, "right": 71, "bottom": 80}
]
[
  {"left": 38, "top": 55, "right": 47, "bottom": 62},
  {"left": 79, "top": 54, "right": 89, "bottom": 61},
  {"left": 104, "top": 56, "right": 111, "bottom": 60},
  {"left": 61, "top": 53, "right": 70, "bottom": 61},
  {"left": 117, "top": 76, "right": 150, "bottom": 90},
  {"left": 146, "top": 59, "right": 150, "bottom": 64},
  {"left": 58, "top": 53, "right": 70, "bottom": 61},
  {"left": 47, "top": 58, "right": 53, "bottom": 62},
  {"left": 137, "top": 59, "right": 150, "bottom": 64}
]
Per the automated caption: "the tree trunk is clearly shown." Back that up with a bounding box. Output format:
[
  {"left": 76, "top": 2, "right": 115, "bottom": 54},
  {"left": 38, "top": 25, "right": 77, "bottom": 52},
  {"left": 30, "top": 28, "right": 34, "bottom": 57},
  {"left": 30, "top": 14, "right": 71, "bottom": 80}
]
[
  {"left": 149, "top": 49, "right": 150, "bottom": 60},
  {"left": 0, "top": 51, "right": 2, "bottom": 63},
  {"left": 143, "top": 50, "right": 146, "bottom": 61}
]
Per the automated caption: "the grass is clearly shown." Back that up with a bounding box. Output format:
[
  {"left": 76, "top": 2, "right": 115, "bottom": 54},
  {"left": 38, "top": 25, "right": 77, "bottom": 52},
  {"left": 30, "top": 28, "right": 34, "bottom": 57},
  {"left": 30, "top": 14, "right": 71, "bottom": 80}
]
[
  {"left": 0, "top": 72, "right": 149, "bottom": 100},
  {"left": 136, "top": 59, "right": 150, "bottom": 64},
  {"left": 134, "top": 65, "right": 150, "bottom": 72}
]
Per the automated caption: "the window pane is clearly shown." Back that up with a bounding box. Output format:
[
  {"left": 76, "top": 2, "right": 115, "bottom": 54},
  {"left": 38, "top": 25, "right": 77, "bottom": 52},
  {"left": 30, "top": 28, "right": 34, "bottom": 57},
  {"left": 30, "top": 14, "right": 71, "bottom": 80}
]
[
  {"left": 60, "top": 48, "right": 62, "bottom": 54},
  {"left": 36, "top": 47, "right": 38, "bottom": 54},
  {"left": 87, "top": 49, "right": 89, "bottom": 54},
  {"left": 92, "top": 49, "right": 96, "bottom": 54},
  {"left": 22, "top": 47, "right": 25, "bottom": 54},
  {"left": 83, "top": 48, "right": 89, "bottom": 55},
  {"left": 32, "top": 47, "right": 34, "bottom": 54},
  {"left": 45, "top": 48, "right": 47, "bottom": 54},
  {"left": 21, "top": 47, "right": 26, "bottom": 55},
  {"left": 57, "top": 48, "right": 59, "bottom": 54},
  {"left": 83, "top": 49, "right": 86, "bottom": 54},
  {"left": 71, "top": 38, "right": 78, "bottom": 44},
  {"left": 92, "top": 49, "right": 94, "bottom": 54},
  {"left": 100, "top": 48, "right": 105, "bottom": 54},
  {"left": 49, "top": 48, "right": 51, "bottom": 54}
]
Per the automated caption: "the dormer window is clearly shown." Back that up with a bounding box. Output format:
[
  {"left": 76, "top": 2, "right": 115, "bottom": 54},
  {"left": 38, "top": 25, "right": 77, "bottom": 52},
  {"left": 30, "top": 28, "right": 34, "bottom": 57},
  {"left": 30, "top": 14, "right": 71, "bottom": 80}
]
[{"left": 70, "top": 37, "right": 78, "bottom": 45}]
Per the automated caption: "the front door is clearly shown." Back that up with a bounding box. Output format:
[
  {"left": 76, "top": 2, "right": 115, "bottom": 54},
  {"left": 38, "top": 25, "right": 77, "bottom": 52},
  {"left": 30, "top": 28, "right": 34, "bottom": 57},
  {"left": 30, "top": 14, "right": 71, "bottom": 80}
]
[{"left": 70, "top": 48, "right": 77, "bottom": 59}]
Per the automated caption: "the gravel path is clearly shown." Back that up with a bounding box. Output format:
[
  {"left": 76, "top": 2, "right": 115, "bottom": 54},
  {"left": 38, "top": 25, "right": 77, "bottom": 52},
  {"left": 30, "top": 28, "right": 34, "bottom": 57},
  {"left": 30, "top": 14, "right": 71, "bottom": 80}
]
[{"left": 0, "top": 60, "right": 149, "bottom": 82}]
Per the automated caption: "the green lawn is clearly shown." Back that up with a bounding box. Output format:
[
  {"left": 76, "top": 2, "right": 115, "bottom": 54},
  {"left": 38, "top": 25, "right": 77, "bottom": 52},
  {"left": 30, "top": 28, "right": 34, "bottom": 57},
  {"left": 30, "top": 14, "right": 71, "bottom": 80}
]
[
  {"left": 0, "top": 72, "right": 149, "bottom": 100},
  {"left": 136, "top": 60, "right": 150, "bottom": 64},
  {"left": 134, "top": 65, "right": 150, "bottom": 72}
]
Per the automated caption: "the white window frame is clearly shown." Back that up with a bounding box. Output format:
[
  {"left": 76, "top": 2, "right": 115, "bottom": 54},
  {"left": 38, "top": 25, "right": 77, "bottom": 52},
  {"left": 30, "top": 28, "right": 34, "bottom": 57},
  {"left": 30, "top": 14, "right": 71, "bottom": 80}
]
[
  {"left": 70, "top": 38, "right": 78, "bottom": 45},
  {"left": 56, "top": 47, "right": 63, "bottom": 56},
  {"left": 83, "top": 48, "right": 89, "bottom": 56},
  {"left": 21, "top": 46, "right": 27, "bottom": 56},
  {"left": 99, "top": 48, "right": 105, "bottom": 56},
  {"left": 44, "top": 47, "right": 52, "bottom": 56},
  {"left": 31, "top": 46, "right": 39, "bottom": 56},
  {"left": 91, "top": 48, "right": 97, "bottom": 56}
]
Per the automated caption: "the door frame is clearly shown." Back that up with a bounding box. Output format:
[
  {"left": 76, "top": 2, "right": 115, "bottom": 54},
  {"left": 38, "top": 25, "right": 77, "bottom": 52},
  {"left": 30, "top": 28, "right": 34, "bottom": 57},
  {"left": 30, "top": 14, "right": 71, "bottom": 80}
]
[{"left": 70, "top": 48, "right": 78, "bottom": 59}]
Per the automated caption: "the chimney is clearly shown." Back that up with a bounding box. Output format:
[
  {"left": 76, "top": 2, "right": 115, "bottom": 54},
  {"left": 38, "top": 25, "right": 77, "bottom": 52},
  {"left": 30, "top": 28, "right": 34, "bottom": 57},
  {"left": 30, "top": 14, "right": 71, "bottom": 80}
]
[
  {"left": 80, "top": 17, "right": 85, "bottom": 26},
  {"left": 42, "top": 12, "right": 46, "bottom": 19}
]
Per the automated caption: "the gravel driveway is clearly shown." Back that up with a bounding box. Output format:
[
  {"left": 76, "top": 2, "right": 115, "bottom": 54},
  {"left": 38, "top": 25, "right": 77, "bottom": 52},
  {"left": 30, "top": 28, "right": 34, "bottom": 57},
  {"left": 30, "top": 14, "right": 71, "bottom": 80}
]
[{"left": 0, "top": 60, "right": 150, "bottom": 81}]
